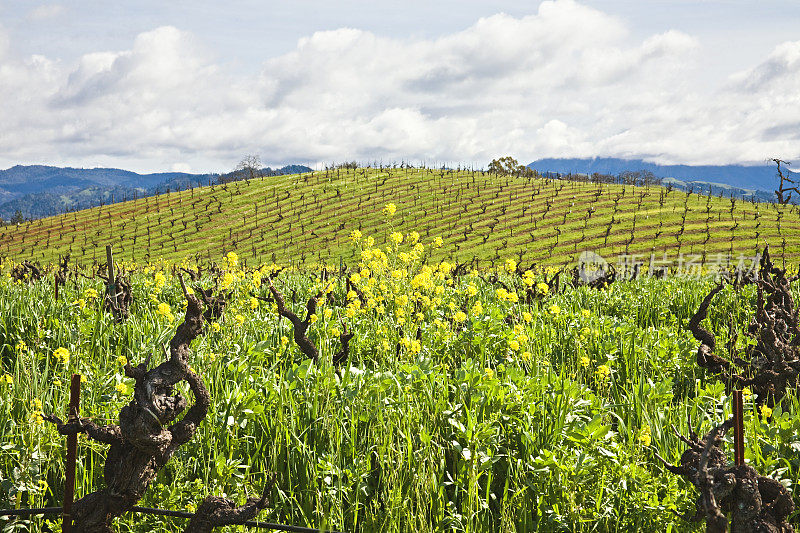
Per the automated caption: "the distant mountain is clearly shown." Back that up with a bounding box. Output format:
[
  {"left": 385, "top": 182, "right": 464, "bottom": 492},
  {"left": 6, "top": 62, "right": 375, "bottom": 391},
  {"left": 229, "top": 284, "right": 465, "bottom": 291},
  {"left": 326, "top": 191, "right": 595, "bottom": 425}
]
[
  {"left": 527, "top": 157, "right": 798, "bottom": 195},
  {"left": 0, "top": 164, "right": 312, "bottom": 220},
  {"left": 0, "top": 165, "right": 194, "bottom": 191}
]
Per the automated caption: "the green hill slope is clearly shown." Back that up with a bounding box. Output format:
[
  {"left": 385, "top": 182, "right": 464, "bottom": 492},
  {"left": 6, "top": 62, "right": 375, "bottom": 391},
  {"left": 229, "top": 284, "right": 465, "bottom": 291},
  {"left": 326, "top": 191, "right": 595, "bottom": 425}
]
[{"left": 3, "top": 167, "right": 800, "bottom": 268}]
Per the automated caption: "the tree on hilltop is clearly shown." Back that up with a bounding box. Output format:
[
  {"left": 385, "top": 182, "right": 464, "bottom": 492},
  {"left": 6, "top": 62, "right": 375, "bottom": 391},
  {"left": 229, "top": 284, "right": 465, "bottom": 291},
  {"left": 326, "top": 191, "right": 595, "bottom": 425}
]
[{"left": 489, "top": 156, "right": 537, "bottom": 177}]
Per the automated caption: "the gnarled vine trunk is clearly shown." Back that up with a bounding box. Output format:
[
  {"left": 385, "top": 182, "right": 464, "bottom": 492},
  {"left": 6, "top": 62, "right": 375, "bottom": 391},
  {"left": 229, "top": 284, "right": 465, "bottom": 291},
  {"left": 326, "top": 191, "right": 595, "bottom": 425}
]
[{"left": 46, "top": 278, "right": 268, "bottom": 532}]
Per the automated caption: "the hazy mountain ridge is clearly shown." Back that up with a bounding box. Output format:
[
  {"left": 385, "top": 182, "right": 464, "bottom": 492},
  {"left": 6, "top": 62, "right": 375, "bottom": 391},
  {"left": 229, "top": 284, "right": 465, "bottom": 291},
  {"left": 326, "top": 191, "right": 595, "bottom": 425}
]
[
  {"left": 527, "top": 157, "right": 798, "bottom": 195},
  {"left": 0, "top": 164, "right": 312, "bottom": 220}
]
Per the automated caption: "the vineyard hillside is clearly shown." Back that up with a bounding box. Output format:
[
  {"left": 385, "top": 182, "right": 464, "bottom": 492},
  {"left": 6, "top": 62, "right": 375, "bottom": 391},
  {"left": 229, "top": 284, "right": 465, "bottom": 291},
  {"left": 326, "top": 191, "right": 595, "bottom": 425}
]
[{"left": 3, "top": 167, "right": 800, "bottom": 267}]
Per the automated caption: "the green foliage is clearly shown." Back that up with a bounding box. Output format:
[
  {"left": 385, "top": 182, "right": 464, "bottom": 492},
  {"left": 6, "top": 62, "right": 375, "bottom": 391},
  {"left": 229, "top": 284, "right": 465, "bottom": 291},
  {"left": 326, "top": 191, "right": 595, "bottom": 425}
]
[
  {"left": 1, "top": 245, "right": 798, "bottom": 531},
  {"left": 488, "top": 156, "right": 535, "bottom": 178}
]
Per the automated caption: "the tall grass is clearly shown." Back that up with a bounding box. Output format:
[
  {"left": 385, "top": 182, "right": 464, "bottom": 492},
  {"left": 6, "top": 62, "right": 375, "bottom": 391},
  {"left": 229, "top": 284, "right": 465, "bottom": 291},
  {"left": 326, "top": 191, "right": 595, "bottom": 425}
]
[{"left": 0, "top": 241, "right": 798, "bottom": 532}]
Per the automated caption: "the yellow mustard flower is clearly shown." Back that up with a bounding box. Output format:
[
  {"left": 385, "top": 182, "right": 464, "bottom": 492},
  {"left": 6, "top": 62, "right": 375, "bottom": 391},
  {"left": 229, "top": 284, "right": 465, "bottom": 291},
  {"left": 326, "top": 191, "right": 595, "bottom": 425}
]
[
  {"left": 225, "top": 251, "right": 239, "bottom": 268},
  {"left": 638, "top": 425, "right": 652, "bottom": 447},
  {"left": 53, "top": 347, "right": 70, "bottom": 365},
  {"left": 536, "top": 282, "right": 549, "bottom": 295}
]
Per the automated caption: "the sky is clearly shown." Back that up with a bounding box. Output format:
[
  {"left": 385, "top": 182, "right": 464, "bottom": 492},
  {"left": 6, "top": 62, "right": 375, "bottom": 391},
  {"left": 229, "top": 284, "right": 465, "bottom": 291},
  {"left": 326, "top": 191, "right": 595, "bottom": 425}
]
[{"left": 0, "top": 0, "right": 798, "bottom": 173}]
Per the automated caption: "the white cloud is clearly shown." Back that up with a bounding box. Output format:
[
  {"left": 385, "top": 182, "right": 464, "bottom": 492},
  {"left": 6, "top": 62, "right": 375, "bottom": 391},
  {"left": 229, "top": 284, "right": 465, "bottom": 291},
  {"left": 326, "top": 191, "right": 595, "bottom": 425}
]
[
  {"left": 170, "top": 162, "right": 193, "bottom": 173},
  {"left": 28, "top": 4, "right": 66, "bottom": 21},
  {"left": 0, "top": 0, "right": 798, "bottom": 172}
]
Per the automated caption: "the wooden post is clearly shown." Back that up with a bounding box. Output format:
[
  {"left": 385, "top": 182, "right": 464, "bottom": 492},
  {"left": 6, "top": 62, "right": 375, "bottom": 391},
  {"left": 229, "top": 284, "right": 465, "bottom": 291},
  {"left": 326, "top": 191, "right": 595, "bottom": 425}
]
[
  {"left": 732, "top": 390, "right": 744, "bottom": 466},
  {"left": 63, "top": 374, "right": 81, "bottom": 533},
  {"left": 106, "top": 245, "right": 117, "bottom": 309}
]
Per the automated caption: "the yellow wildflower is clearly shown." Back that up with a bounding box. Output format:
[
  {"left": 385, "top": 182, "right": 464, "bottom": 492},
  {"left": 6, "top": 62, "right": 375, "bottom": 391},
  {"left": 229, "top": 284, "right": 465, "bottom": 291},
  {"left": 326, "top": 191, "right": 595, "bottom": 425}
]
[
  {"left": 522, "top": 270, "right": 535, "bottom": 286},
  {"left": 383, "top": 203, "right": 397, "bottom": 216},
  {"left": 156, "top": 302, "right": 174, "bottom": 322},
  {"left": 536, "top": 282, "right": 549, "bottom": 295},
  {"left": 471, "top": 300, "right": 483, "bottom": 316},
  {"left": 154, "top": 271, "right": 167, "bottom": 292},
  {"left": 220, "top": 272, "right": 234, "bottom": 290},
  {"left": 638, "top": 425, "right": 652, "bottom": 447},
  {"left": 53, "top": 347, "right": 70, "bottom": 365},
  {"left": 225, "top": 251, "right": 239, "bottom": 268}
]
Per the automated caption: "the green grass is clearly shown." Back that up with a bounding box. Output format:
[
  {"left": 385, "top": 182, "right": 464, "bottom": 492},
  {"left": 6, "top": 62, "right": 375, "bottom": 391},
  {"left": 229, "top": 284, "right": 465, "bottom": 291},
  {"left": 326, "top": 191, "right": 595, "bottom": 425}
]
[
  {"left": 1, "top": 246, "right": 799, "bottom": 531},
  {"left": 3, "top": 167, "right": 800, "bottom": 267}
]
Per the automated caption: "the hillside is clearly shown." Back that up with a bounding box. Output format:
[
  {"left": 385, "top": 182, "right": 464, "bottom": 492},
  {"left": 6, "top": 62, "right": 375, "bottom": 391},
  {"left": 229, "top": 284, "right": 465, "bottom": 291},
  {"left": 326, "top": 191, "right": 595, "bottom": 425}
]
[{"left": 3, "top": 167, "right": 800, "bottom": 268}]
